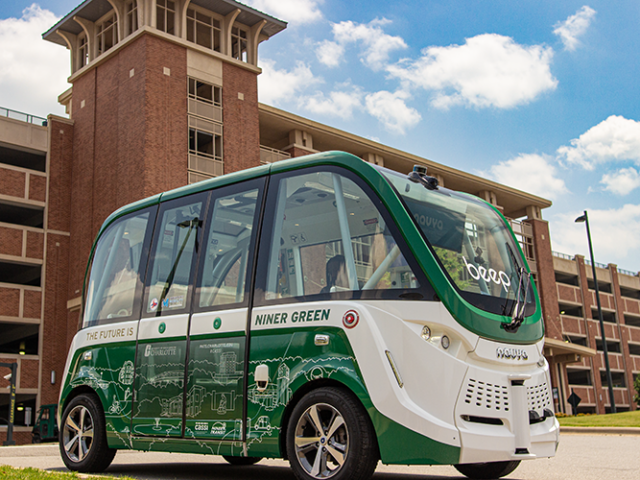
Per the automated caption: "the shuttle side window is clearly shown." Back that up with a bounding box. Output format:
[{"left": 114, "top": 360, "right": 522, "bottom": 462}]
[
  {"left": 83, "top": 207, "right": 154, "bottom": 328},
  {"left": 194, "top": 179, "right": 264, "bottom": 311},
  {"left": 256, "top": 167, "right": 433, "bottom": 304},
  {"left": 143, "top": 193, "right": 207, "bottom": 316}
]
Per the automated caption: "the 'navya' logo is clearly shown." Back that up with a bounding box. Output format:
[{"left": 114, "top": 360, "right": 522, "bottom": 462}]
[{"left": 496, "top": 347, "right": 528, "bottom": 360}]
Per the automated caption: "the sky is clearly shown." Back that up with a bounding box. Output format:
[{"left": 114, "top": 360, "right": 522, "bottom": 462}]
[{"left": 1, "top": 1, "right": 639, "bottom": 273}]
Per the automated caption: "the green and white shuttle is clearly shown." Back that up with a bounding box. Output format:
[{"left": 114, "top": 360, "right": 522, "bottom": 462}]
[{"left": 58, "top": 152, "right": 558, "bottom": 480}]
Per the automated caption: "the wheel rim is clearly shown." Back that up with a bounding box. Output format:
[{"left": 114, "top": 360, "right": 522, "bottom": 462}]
[
  {"left": 294, "top": 403, "right": 348, "bottom": 479},
  {"left": 62, "top": 405, "right": 94, "bottom": 462}
]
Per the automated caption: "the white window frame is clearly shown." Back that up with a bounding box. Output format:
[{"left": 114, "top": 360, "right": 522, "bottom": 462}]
[
  {"left": 186, "top": 4, "right": 222, "bottom": 52},
  {"left": 156, "top": 0, "right": 176, "bottom": 35},
  {"left": 96, "top": 11, "right": 118, "bottom": 56},
  {"left": 125, "top": 0, "right": 138, "bottom": 37},
  {"left": 231, "top": 25, "right": 248, "bottom": 62}
]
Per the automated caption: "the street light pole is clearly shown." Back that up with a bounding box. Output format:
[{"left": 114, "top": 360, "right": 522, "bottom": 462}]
[{"left": 575, "top": 210, "right": 617, "bottom": 414}]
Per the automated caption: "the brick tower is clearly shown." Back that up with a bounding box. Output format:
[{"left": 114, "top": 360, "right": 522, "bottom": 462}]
[{"left": 40, "top": 0, "right": 285, "bottom": 404}]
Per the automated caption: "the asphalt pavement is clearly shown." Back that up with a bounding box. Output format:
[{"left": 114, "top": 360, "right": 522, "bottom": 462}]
[{"left": 1, "top": 432, "right": 639, "bottom": 480}]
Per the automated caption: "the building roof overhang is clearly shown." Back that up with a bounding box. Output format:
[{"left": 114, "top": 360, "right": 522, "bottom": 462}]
[
  {"left": 543, "top": 337, "right": 596, "bottom": 364},
  {"left": 258, "top": 103, "right": 553, "bottom": 219},
  {"left": 43, "top": 0, "right": 287, "bottom": 46}
]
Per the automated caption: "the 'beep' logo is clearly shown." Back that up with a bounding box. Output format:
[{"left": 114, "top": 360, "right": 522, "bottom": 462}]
[{"left": 462, "top": 256, "right": 511, "bottom": 293}]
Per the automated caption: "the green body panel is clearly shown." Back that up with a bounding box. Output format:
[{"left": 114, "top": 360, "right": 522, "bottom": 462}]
[
  {"left": 131, "top": 338, "right": 187, "bottom": 437},
  {"left": 244, "top": 326, "right": 460, "bottom": 465},
  {"left": 371, "top": 410, "right": 460, "bottom": 465},
  {"left": 245, "top": 326, "right": 365, "bottom": 457},
  {"left": 61, "top": 328, "right": 461, "bottom": 464},
  {"left": 59, "top": 341, "right": 137, "bottom": 449},
  {"left": 184, "top": 336, "right": 245, "bottom": 441},
  {"left": 130, "top": 436, "right": 245, "bottom": 456}
]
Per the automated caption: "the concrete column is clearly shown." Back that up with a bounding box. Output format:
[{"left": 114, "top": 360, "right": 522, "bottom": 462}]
[
  {"left": 609, "top": 263, "right": 637, "bottom": 409},
  {"left": 575, "top": 255, "right": 605, "bottom": 413}
]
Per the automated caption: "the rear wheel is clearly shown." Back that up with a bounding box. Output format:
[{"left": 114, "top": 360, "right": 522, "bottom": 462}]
[
  {"left": 59, "top": 393, "right": 116, "bottom": 472},
  {"left": 454, "top": 460, "right": 521, "bottom": 479},
  {"left": 286, "top": 387, "right": 378, "bottom": 480},
  {"left": 222, "top": 455, "right": 262, "bottom": 466}
]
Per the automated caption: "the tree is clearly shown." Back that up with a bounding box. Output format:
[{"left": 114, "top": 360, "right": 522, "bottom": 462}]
[{"left": 634, "top": 375, "right": 640, "bottom": 405}]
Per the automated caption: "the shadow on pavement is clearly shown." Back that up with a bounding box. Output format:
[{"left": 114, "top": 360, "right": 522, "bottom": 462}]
[{"left": 48, "top": 462, "right": 466, "bottom": 480}]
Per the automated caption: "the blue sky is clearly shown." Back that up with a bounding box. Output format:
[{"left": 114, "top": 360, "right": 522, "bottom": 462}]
[{"left": 1, "top": 1, "right": 639, "bottom": 272}]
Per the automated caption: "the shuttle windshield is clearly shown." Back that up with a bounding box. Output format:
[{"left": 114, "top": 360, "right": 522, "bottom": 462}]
[{"left": 381, "top": 168, "right": 536, "bottom": 319}]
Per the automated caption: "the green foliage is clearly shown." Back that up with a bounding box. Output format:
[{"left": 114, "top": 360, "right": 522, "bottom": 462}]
[
  {"left": 433, "top": 247, "right": 471, "bottom": 290},
  {"left": 634, "top": 374, "right": 640, "bottom": 404}
]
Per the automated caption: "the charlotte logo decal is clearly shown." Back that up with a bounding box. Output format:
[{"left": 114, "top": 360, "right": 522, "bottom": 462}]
[
  {"left": 342, "top": 310, "right": 359, "bottom": 329},
  {"left": 462, "top": 256, "right": 511, "bottom": 293}
]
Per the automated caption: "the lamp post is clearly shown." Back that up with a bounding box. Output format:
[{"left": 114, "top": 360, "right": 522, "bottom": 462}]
[{"left": 575, "top": 210, "right": 616, "bottom": 414}]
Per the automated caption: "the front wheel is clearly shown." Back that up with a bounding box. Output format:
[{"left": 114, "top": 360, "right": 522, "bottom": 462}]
[
  {"left": 454, "top": 460, "right": 521, "bottom": 479},
  {"left": 59, "top": 393, "right": 116, "bottom": 472},
  {"left": 286, "top": 387, "right": 378, "bottom": 480}
]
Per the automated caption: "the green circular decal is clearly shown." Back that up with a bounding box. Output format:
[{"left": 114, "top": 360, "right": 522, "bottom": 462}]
[
  {"left": 213, "top": 317, "right": 222, "bottom": 330},
  {"left": 158, "top": 322, "right": 166, "bottom": 334}
]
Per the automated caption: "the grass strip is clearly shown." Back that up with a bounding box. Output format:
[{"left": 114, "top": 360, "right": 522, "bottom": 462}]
[
  {"left": 557, "top": 410, "right": 640, "bottom": 427},
  {"left": 0, "top": 465, "right": 136, "bottom": 480}
]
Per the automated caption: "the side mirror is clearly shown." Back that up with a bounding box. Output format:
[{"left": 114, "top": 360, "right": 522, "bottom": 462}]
[{"left": 255, "top": 364, "right": 269, "bottom": 392}]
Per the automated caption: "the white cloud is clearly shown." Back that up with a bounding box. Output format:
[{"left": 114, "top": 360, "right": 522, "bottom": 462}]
[
  {"left": 553, "top": 6, "right": 596, "bottom": 51},
  {"left": 257, "top": 59, "right": 319, "bottom": 105},
  {"left": 556, "top": 115, "right": 640, "bottom": 170},
  {"left": 387, "top": 34, "right": 557, "bottom": 110},
  {"left": 316, "top": 40, "right": 344, "bottom": 67},
  {"left": 245, "top": 0, "right": 322, "bottom": 24},
  {"left": 325, "top": 18, "right": 407, "bottom": 71},
  {"left": 364, "top": 90, "right": 421, "bottom": 134},
  {"left": 487, "top": 153, "right": 569, "bottom": 200},
  {"left": 601, "top": 167, "right": 640, "bottom": 196},
  {"left": 550, "top": 204, "right": 640, "bottom": 272},
  {"left": 0, "top": 5, "right": 69, "bottom": 118},
  {"left": 300, "top": 89, "right": 362, "bottom": 118}
]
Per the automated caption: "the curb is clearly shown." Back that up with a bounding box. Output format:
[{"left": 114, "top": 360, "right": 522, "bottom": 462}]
[
  {"left": 0, "top": 444, "right": 58, "bottom": 457},
  {"left": 560, "top": 426, "right": 640, "bottom": 435}
]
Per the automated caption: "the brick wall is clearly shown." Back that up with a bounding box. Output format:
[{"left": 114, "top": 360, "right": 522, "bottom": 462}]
[
  {"left": 66, "top": 34, "right": 189, "bottom": 305},
  {"left": 0, "top": 168, "right": 25, "bottom": 197},
  {"left": 285, "top": 146, "right": 315, "bottom": 158},
  {"left": 222, "top": 62, "right": 260, "bottom": 173},
  {"left": 0, "top": 226, "right": 22, "bottom": 256},
  {"left": 41, "top": 234, "right": 71, "bottom": 405},
  {"left": 142, "top": 35, "right": 188, "bottom": 197},
  {"left": 525, "top": 219, "right": 563, "bottom": 341},
  {"left": 0, "top": 286, "right": 20, "bottom": 317},
  {"left": 29, "top": 175, "right": 47, "bottom": 202}
]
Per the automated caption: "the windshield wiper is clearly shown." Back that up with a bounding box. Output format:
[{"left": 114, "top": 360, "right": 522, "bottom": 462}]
[
  {"left": 502, "top": 242, "right": 531, "bottom": 333},
  {"left": 503, "top": 265, "right": 530, "bottom": 333}
]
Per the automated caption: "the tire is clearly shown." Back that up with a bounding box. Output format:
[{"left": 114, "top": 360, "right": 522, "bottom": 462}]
[
  {"left": 286, "top": 387, "right": 378, "bottom": 480},
  {"left": 454, "top": 460, "right": 521, "bottom": 479},
  {"left": 32, "top": 432, "right": 41, "bottom": 444},
  {"left": 222, "top": 455, "right": 262, "bottom": 466},
  {"left": 59, "top": 393, "right": 116, "bottom": 472}
]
